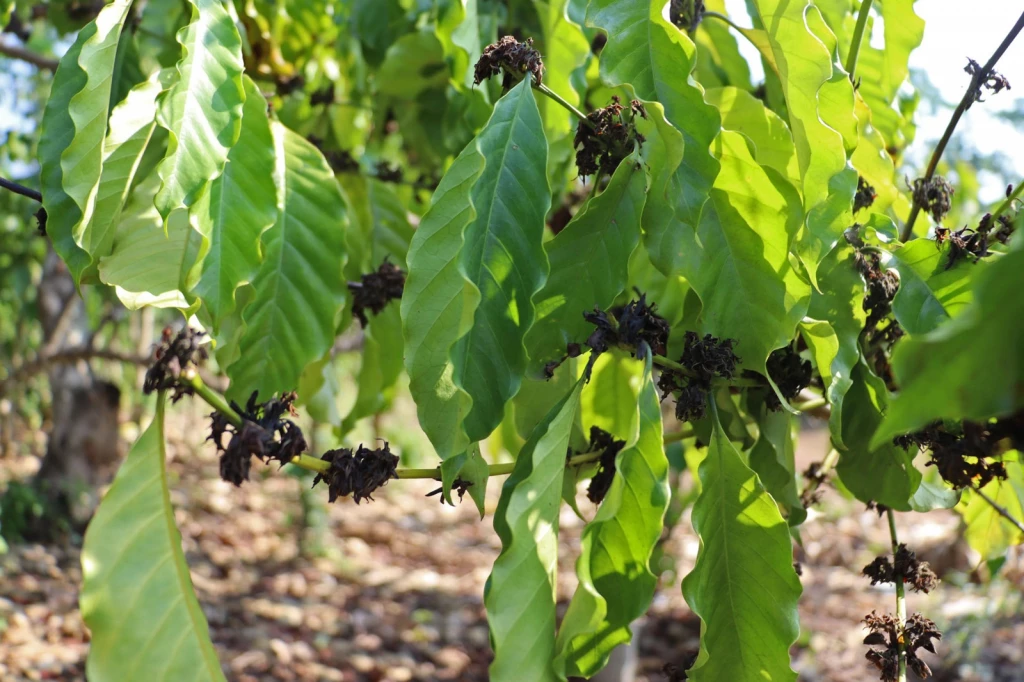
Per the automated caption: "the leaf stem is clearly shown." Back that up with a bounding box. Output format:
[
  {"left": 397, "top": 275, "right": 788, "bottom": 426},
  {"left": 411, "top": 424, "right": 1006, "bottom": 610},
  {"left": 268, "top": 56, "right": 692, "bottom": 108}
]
[
  {"left": 973, "top": 485, "right": 1024, "bottom": 535},
  {"left": 886, "top": 509, "right": 908, "bottom": 682},
  {"left": 990, "top": 180, "right": 1024, "bottom": 222},
  {"left": 182, "top": 372, "right": 243, "bottom": 428},
  {"left": 901, "top": 8, "right": 1024, "bottom": 241},
  {"left": 0, "top": 175, "right": 43, "bottom": 203},
  {"left": 702, "top": 11, "right": 746, "bottom": 34},
  {"left": 844, "top": 0, "right": 874, "bottom": 82},
  {"left": 533, "top": 81, "right": 593, "bottom": 129}
]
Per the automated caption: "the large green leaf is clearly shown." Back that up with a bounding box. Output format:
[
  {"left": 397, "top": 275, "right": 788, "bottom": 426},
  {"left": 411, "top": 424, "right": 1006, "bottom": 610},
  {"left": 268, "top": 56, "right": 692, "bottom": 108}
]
[
  {"left": 81, "top": 394, "right": 224, "bottom": 682},
  {"left": 749, "top": 0, "right": 856, "bottom": 280},
  {"left": 154, "top": 0, "right": 245, "bottom": 222},
  {"left": 958, "top": 460, "right": 1024, "bottom": 560},
  {"left": 401, "top": 145, "right": 484, "bottom": 467},
  {"left": 666, "top": 130, "right": 810, "bottom": 378},
  {"left": 888, "top": 239, "right": 977, "bottom": 336},
  {"left": 80, "top": 70, "right": 172, "bottom": 281},
  {"left": 579, "top": 350, "right": 643, "bottom": 437},
  {"left": 190, "top": 77, "right": 277, "bottom": 333},
  {"left": 837, "top": 361, "right": 921, "bottom": 510},
  {"left": 56, "top": 0, "right": 135, "bottom": 265},
  {"left": 453, "top": 78, "right": 550, "bottom": 442},
  {"left": 98, "top": 174, "right": 192, "bottom": 310},
  {"left": 226, "top": 123, "right": 349, "bottom": 401},
  {"left": 682, "top": 405, "right": 802, "bottom": 682},
  {"left": 485, "top": 378, "right": 585, "bottom": 682},
  {"left": 341, "top": 302, "right": 404, "bottom": 435},
  {"left": 587, "top": 0, "right": 720, "bottom": 243},
  {"left": 526, "top": 156, "right": 646, "bottom": 374},
  {"left": 555, "top": 355, "right": 669, "bottom": 677},
  {"left": 874, "top": 240, "right": 1024, "bottom": 445}
]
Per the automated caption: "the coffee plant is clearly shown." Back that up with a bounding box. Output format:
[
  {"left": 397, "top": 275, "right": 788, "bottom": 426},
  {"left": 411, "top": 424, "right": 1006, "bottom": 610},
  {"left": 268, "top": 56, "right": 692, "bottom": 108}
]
[{"left": 3, "top": 0, "right": 1024, "bottom": 680}]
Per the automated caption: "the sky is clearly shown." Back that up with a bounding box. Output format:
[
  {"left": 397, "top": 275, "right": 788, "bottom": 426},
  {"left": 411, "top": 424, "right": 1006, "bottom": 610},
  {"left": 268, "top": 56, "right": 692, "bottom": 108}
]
[{"left": 724, "top": 0, "right": 1024, "bottom": 203}]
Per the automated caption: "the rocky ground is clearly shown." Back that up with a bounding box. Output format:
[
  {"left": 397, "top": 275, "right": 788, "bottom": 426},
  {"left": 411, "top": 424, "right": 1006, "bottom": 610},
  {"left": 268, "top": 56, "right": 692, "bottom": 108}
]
[{"left": 1, "top": 408, "right": 1022, "bottom": 682}]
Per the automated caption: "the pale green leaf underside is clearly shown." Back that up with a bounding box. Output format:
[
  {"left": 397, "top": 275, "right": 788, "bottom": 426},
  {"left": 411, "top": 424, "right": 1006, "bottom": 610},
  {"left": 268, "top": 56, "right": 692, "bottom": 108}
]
[
  {"left": 958, "top": 461, "right": 1024, "bottom": 560},
  {"left": 486, "top": 379, "right": 584, "bottom": 682},
  {"left": 155, "top": 0, "right": 245, "bottom": 221},
  {"left": 556, "top": 355, "right": 669, "bottom": 677},
  {"left": 81, "top": 395, "right": 224, "bottom": 682},
  {"left": 454, "top": 78, "right": 551, "bottom": 443},
  {"left": 190, "top": 77, "right": 277, "bottom": 333},
  {"left": 888, "top": 239, "right": 977, "bottom": 336},
  {"left": 227, "top": 123, "right": 349, "bottom": 401},
  {"left": 683, "top": 407, "right": 801, "bottom": 681}
]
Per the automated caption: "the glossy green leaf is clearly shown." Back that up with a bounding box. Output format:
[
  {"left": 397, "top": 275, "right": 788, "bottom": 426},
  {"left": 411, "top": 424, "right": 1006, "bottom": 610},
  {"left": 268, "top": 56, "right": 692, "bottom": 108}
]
[
  {"left": 888, "top": 239, "right": 977, "bottom": 336},
  {"left": 958, "top": 460, "right": 1024, "bottom": 559},
  {"left": 580, "top": 351, "right": 643, "bottom": 438},
  {"left": 874, "top": 240, "right": 1024, "bottom": 445},
  {"left": 682, "top": 405, "right": 802, "bottom": 682},
  {"left": 341, "top": 302, "right": 404, "bottom": 435},
  {"left": 693, "top": 0, "right": 753, "bottom": 91},
  {"left": 81, "top": 394, "right": 224, "bottom": 682},
  {"left": 154, "top": 0, "right": 245, "bottom": 222},
  {"left": 401, "top": 144, "right": 485, "bottom": 467},
  {"left": 453, "top": 78, "right": 550, "bottom": 442},
  {"left": 749, "top": 397, "right": 806, "bottom": 526},
  {"left": 227, "top": 123, "right": 348, "bottom": 401},
  {"left": 486, "top": 378, "right": 584, "bottom": 682},
  {"left": 837, "top": 362, "right": 921, "bottom": 510},
  {"left": 526, "top": 157, "right": 646, "bottom": 374},
  {"left": 556, "top": 355, "right": 669, "bottom": 677},
  {"left": 190, "top": 77, "right": 277, "bottom": 333}
]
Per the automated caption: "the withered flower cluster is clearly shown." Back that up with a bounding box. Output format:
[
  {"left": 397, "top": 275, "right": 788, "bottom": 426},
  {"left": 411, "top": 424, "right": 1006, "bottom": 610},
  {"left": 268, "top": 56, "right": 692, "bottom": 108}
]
[
  {"left": 800, "top": 461, "right": 829, "bottom": 508},
  {"left": 764, "top": 342, "right": 813, "bottom": 411},
  {"left": 894, "top": 414, "right": 1021, "bottom": 488},
  {"left": 350, "top": 260, "right": 406, "bottom": 326},
  {"left": 669, "top": 0, "right": 706, "bottom": 32},
  {"left": 209, "top": 391, "right": 308, "bottom": 486},
  {"left": 585, "top": 426, "right": 627, "bottom": 505},
  {"left": 965, "top": 57, "right": 1011, "bottom": 106},
  {"left": 143, "top": 326, "right": 209, "bottom": 401},
  {"left": 910, "top": 176, "right": 954, "bottom": 224},
  {"left": 854, "top": 176, "right": 877, "bottom": 213},
  {"left": 863, "top": 611, "right": 941, "bottom": 681},
  {"left": 658, "top": 332, "right": 739, "bottom": 423},
  {"left": 862, "top": 543, "right": 939, "bottom": 594},
  {"left": 574, "top": 96, "right": 646, "bottom": 177},
  {"left": 474, "top": 36, "right": 544, "bottom": 89},
  {"left": 312, "top": 442, "right": 400, "bottom": 503},
  {"left": 583, "top": 292, "right": 670, "bottom": 359}
]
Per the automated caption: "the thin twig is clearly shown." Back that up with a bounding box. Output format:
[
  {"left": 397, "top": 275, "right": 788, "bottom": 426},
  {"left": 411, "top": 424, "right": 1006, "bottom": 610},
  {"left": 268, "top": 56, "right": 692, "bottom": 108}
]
[
  {"left": 990, "top": 180, "right": 1024, "bottom": 222},
  {"left": 886, "top": 509, "right": 908, "bottom": 682},
  {"left": 0, "top": 347, "right": 148, "bottom": 393},
  {"left": 0, "top": 38, "right": 58, "bottom": 72},
  {"left": 0, "top": 176, "right": 43, "bottom": 202},
  {"left": 901, "top": 9, "right": 1024, "bottom": 241},
  {"left": 973, "top": 485, "right": 1024, "bottom": 535},
  {"left": 533, "top": 81, "right": 593, "bottom": 129},
  {"left": 845, "top": 0, "right": 874, "bottom": 82}
]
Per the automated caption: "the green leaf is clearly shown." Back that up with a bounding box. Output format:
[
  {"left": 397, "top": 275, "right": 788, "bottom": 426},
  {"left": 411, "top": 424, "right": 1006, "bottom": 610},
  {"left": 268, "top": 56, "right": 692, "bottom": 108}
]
[
  {"left": 376, "top": 31, "right": 449, "bottom": 99},
  {"left": 587, "top": 0, "right": 720, "bottom": 239},
  {"left": 910, "top": 478, "right": 961, "bottom": 512},
  {"left": 748, "top": 397, "right": 806, "bottom": 526},
  {"left": 436, "top": 0, "right": 481, "bottom": 88},
  {"left": 580, "top": 351, "right": 643, "bottom": 438},
  {"left": 693, "top": 0, "right": 753, "bottom": 91},
  {"left": 888, "top": 239, "right": 977, "bottom": 336},
  {"left": 98, "top": 174, "right": 192, "bottom": 310},
  {"left": 555, "top": 355, "right": 669, "bottom": 677},
  {"left": 401, "top": 144, "right": 485, "bottom": 466},
  {"left": 666, "top": 130, "right": 810, "bottom": 377},
  {"left": 341, "top": 302, "right": 404, "bottom": 434},
  {"left": 803, "top": 242, "right": 867, "bottom": 447},
  {"left": 340, "top": 173, "right": 414, "bottom": 280},
  {"left": 485, "top": 378, "right": 585, "bottom": 682},
  {"left": 226, "top": 123, "right": 349, "bottom": 401},
  {"left": 958, "top": 461, "right": 1024, "bottom": 560},
  {"left": 57, "top": 0, "right": 135, "bottom": 261},
  {"left": 749, "top": 0, "right": 856, "bottom": 280},
  {"left": 80, "top": 70, "right": 172, "bottom": 281},
  {"left": 190, "top": 77, "right": 277, "bottom": 334},
  {"left": 874, "top": 240, "right": 1024, "bottom": 445},
  {"left": 81, "top": 394, "right": 224, "bottom": 682},
  {"left": 154, "top": 0, "right": 245, "bottom": 222},
  {"left": 453, "top": 78, "right": 551, "bottom": 442},
  {"left": 682, "top": 404, "right": 802, "bottom": 682},
  {"left": 837, "top": 362, "right": 921, "bottom": 510},
  {"left": 526, "top": 157, "right": 646, "bottom": 374},
  {"left": 514, "top": 360, "right": 582, "bottom": 443}
]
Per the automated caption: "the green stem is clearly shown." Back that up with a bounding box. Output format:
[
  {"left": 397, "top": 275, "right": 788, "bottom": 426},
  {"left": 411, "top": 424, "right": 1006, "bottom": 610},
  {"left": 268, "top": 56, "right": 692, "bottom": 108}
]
[
  {"left": 533, "top": 81, "right": 593, "bottom": 128},
  {"left": 887, "top": 509, "right": 908, "bottom": 682},
  {"left": 990, "top": 180, "right": 1024, "bottom": 222},
  {"left": 845, "top": 0, "right": 874, "bottom": 82},
  {"left": 702, "top": 11, "right": 764, "bottom": 55},
  {"left": 587, "top": 170, "right": 605, "bottom": 201},
  {"left": 182, "top": 372, "right": 242, "bottom": 428}
]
